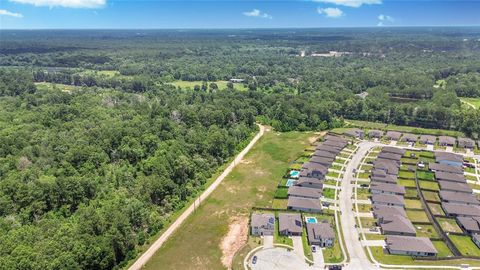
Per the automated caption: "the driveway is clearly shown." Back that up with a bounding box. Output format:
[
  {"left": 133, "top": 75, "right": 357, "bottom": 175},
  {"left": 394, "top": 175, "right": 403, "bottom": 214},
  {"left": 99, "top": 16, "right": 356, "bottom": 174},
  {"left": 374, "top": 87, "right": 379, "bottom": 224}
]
[
  {"left": 291, "top": 236, "right": 304, "bottom": 260},
  {"left": 250, "top": 247, "right": 321, "bottom": 270},
  {"left": 263, "top": 235, "right": 273, "bottom": 249},
  {"left": 361, "top": 240, "right": 386, "bottom": 247},
  {"left": 312, "top": 246, "right": 324, "bottom": 268}
]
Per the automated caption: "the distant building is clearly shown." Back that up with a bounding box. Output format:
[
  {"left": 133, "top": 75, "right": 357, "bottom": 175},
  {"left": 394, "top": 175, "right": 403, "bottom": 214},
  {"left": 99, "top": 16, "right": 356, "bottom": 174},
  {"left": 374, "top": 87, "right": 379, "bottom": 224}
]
[
  {"left": 370, "top": 182, "right": 406, "bottom": 196},
  {"left": 316, "top": 144, "right": 342, "bottom": 154},
  {"left": 229, "top": 78, "right": 245, "bottom": 83},
  {"left": 288, "top": 186, "right": 322, "bottom": 199},
  {"left": 438, "top": 136, "right": 456, "bottom": 147},
  {"left": 306, "top": 222, "right": 335, "bottom": 247},
  {"left": 435, "top": 152, "right": 463, "bottom": 167},
  {"left": 439, "top": 190, "right": 480, "bottom": 205},
  {"left": 435, "top": 171, "right": 465, "bottom": 183},
  {"left": 344, "top": 128, "right": 364, "bottom": 139},
  {"left": 287, "top": 197, "right": 322, "bottom": 213},
  {"left": 382, "top": 147, "right": 406, "bottom": 155},
  {"left": 296, "top": 177, "right": 324, "bottom": 189},
  {"left": 278, "top": 213, "right": 303, "bottom": 236},
  {"left": 371, "top": 194, "right": 405, "bottom": 207},
  {"left": 373, "top": 205, "right": 407, "bottom": 221},
  {"left": 438, "top": 181, "right": 472, "bottom": 194},
  {"left": 442, "top": 202, "right": 480, "bottom": 217},
  {"left": 456, "top": 216, "right": 480, "bottom": 234},
  {"left": 251, "top": 213, "right": 275, "bottom": 236},
  {"left": 373, "top": 159, "right": 399, "bottom": 175},
  {"left": 377, "top": 152, "right": 402, "bottom": 165},
  {"left": 386, "top": 235, "right": 437, "bottom": 257},
  {"left": 419, "top": 135, "right": 436, "bottom": 145},
  {"left": 401, "top": 133, "right": 418, "bottom": 143},
  {"left": 379, "top": 215, "right": 416, "bottom": 236},
  {"left": 309, "top": 156, "right": 334, "bottom": 167},
  {"left": 368, "top": 130, "right": 384, "bottom": 139},
  {"left": 313, "top": 150, "right": 337, "bottom": 159},
  {"left": 429, "top": 163, "right": 463, "bottom": 175},
  {"left": 458, "top": 137, "right": 475, "bottom": 149},
  {"left": 385, "top": 131, "right": 402, "bottom": 141}
]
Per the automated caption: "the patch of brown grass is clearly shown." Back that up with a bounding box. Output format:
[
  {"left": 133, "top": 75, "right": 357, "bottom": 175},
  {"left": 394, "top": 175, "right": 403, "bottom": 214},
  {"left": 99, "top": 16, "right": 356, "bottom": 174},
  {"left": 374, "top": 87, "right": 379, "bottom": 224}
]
[{"left": 220, "top": 217, "right": 249, "bottom": 269}]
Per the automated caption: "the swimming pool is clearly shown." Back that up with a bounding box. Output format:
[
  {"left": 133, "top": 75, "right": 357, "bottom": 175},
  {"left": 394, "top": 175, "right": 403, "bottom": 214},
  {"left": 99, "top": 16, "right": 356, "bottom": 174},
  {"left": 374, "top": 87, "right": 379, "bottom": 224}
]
[
  {"left": 305, "top": 217, "right": 318, "bottom": 224},
  {"left": 286, "top": 179, "right": 297, "bottom": 187},
  {"left": 290, "top": 170, "right": 300, "bottom": 178}
]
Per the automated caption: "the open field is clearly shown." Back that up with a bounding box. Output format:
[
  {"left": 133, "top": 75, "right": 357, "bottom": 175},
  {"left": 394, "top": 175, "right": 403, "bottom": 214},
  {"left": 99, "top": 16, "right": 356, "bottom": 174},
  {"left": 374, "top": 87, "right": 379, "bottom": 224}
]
[
  {"left": 449, "top": 235, "right": 480, "bottom": 256},
  {"left": 142, "top": 130, "right": 313, "bottom": 270},
  {"left": 35, "top": 82, "right": 82, "bottom": 92},
  {"left": 346, "top": 120, "right": 465, "bottom": 137},
  {"left": 437, "top": 218, "right": 462, "bottom": 233},
  {"left": 169, "top": 80, "right": 248, "bottom": 91},
  {"left": 428, "top": 203, "right": 445, "bottom": 215},
  {"left": 414, "top": 224, "right": 438, "bottom": 238},
  {"left": 406, "top": 210, "right": 429, "bottom": 223},
  {"left": 461, "top": 98, "right": 480, "bottom": 109}
]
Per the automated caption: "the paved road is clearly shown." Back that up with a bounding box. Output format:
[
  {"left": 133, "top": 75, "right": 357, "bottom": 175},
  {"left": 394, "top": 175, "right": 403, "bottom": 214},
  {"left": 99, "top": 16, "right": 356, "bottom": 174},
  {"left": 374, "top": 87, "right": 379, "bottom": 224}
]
[
  {"left": 338, "top": 141, "right": 379, "bottom": 270},
  {"left": 128, "top": 125, "right": 265, "bottom": 270},
  {"left": 291, "top": 236, "right": 304, "bottom": 260},
  {"left": 250, "top": 247, "right": 320, "bottom": 270}
]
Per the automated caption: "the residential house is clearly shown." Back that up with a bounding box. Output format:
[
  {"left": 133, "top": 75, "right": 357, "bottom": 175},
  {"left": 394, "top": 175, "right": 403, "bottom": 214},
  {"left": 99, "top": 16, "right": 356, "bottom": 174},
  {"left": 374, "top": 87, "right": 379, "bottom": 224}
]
[
  {"left": 373, "top": 159, "right": 400, "bottom": 175},
  {"left": 371, "top": 194, "right": 405, "bottom": 207},
  {"left": 288, "top": 186, "right": 322, "bottom": 199},
  {"left": 438, "top": 181, "right": 473, "bottom": 194},
  {"left": 344, "top": 128, "right": 364, "bottom": 139},
  {"left": 324, "top": 135, "right": 347, "bottom": 143},
  {"left": 439, "top": 190, "right": 480, "bottom": 205},
  {"left": 401, "top": 133, "right": 418, "bottom": 143},
  {"left": 438, "top": 136, "right": 456, "bottom": 147},
  {"left": 371, "top": 174, "right": 398, "bottom": 184},
  {"left": 296, "top": 177, "right": 324, "bottom": 189},
  {"left": 369, "top": 130, "right": 384, "bottom": 139},
  {"left": 373, "top": 205, "right": 407, "bottom": 221},
  {"left": 382, "top": 147, "right": 406, "bottom": 155},
  {"left": 419, "top": 135, "right": 436, "bottom": 145},
  {"left": 323, "top": 140, "right": 347, "bottom": 149},
  {"left": 251, "top": 213, "right": 275, "bottom": 236},
  {"left": 278, "top": 213, "right": 303, "bottom": 236},
  {"left": 429, "top": 163, "right": 463, "bottom": 175},
  {"left": 377, "top": 152, "right": 402, "bottom": 164},
  {"left": 316, "top": 144, "right": 342, "bottom": 154},
  {"left": 306, "top": 222, "right": 335, "bottom": 247},
  {"left": 473, "top": 234, "right": 480, "bottom": 248},
  {"left": 386, "top": 235, "right": 437, "bottom": 257},
  {"left": 442, "top": 202, "right": 480, "bottom": 217},
  {"left": 379, "top": 215, "right": 416, "bottom": 236},
  {"left": 302, "top": 162, "right": 328, "bottom": 177},
  {"left": 385, "top": 131, "right": 402, "bottom": 141},
  {"left": 309, "top": 156, "right": 334, "bottom": 167},
  {"left": 313, "top": 150, "right": 337, "bottom": 159},
  {"left": 435, "top": 171, "right": 465, "bottom": 183},
  {"left": 458, "top": 137, "right": 475, "bottom": 149},
  {"left": 456, "top": 216, "right": 480, "bottom": 234},
  {"left": 287, "top": 197, "right": 322, "bottom": 213},
  {"left": 435, "top": 152, "right": 463, "bottom": 167},
  {"left": 370, "top": 183, "right": 406, "bottom": 196}
]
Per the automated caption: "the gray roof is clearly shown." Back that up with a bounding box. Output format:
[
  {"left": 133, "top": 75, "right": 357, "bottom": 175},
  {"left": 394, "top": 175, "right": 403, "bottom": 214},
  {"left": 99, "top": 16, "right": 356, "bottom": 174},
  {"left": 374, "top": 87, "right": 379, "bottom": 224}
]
[
  {"left": 385, "top": 131, "right": 402, "bottom": 140},
  {"left": 371, "top": 182, "right": 406, "bottom": 195},
  {"left": 313, "top": 150, "right": 337, "bottom": 159},
  {"left": 299, "top": 169, "right": 325, "bottom": 180},
  {"left": 456, "top": 216, "right": 480, "bottom": 233},
  {"left": 442, "top": 202, "right": 480, "bottom": 217},
  {"left": 458, "top": 137, "right": 475, "bottom": 148},
  {"left": 371, "top": 194, "right": 405, "bottom": 206},
  {"left": 429, "top": 163, "right": 463, "bottom": 174},
  {"left": 296, "top": 177, "right": 324, "bottom": 186},
  {"left": 369, "top": 130, "right": 384, "bottom": 137},
  {"left": 309, "top": 156, "right": 334, "bottom": 167},
  {"left": 324, "top": 135, "right": 347, "bottom": 143},
  {"left": 287, "top": 197, "right": 322, "bottom": 211},
  {"left": 419, "top": 135, "right": 436, "bottom": 144},
  {"left": 373, "top": 159, "right": 399, "bottom": 175},
  {"left": 435, "top": 171, "right": 465, "bottom": 183},
  {"left": 380, "top": 215, "right": 416, "bottom": 235},
  {"left": 372, "top": 169, "right": 387, "bottom": 178},
  {"left": 435, "top": 152, "right": 463, "bottom": 164},
  {"left": 377, "top": 152, "right": 402, "bottom": 162},
  {"left": 438, "top": 181, "right": 473, "bottom": 193},
  {"left": 373, "top": 205, "right": 407, "bottom": 219},
  {"left": 278, "top": 213, "right": 303, "bottom": 234},
  {"left": 323, "top": 140, "right": 347, "bottom": 149},
  {"left": 382, "top": 146, "right": 406, "bottom": 155},
  {"left": 439, "top": 136, "right": 456, "bottom": 145},
  {"left": 288, "top": 186, "right": 322, "bottom": 199},
  {"left": 386, "top": 235, "right": 437, "bottom": 254},
  {"left": 345, "top": 128, "right": 364, "bottom": 138},
  {"left": 401, "top": 133, "right": 418, "bottom": 142},
  {"left": 307, "top": 222, "right": 335, "bottom": 243},
  {"left": 371, "top": 175, "right": 398, "bottom": 184},
  {"left": 251, "top": 213, "right": 275, "bottom": 228},
  {"left": 316, "top": 144, "right": 342, "bottom": 154},
  {"left": 302, "top": 162, "right": 329, "bottom": 175},
  {"left": 439, "top": 190, "right": 480, "bottom": 205}
]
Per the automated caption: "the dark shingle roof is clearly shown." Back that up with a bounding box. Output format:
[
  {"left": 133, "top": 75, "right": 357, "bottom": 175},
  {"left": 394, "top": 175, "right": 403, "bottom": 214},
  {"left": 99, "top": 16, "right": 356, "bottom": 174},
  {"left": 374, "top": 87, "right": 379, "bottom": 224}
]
[
  {"left": 382, "top": 147, "right": 406, "bottom": 155},
  {"left": 372, "top": 194, "right": 404, "bottom": 206},
  {"left": 439, "top": 190, "right": 480, "bottom": 205},
  {"left": 419, "top": 135, "right": 436, "bottom": 144},
  {"left": 380, "top": 215, "right": 416, "bottom": 235},
  {"left": 386, "top": 235, "right": 437, "bottom": 254},
  {"left": 438, "top": 181, "right": 473, "bottom": 193},
  {"left": 435, "top": 152, "right": 463, "bottom": 164},
  {"left": 442, "top": 202, "right": 480, "bottom": 217},
  {"left": 439, "top": 136, "right": 456, "bottom": 145},
  {"left": 385, "top": 131, "right": 402, "bottom": 140},
  {"left": 373, "top": 205, "right": 407, "bottom": 219},
  {"left": 288, "top": 197, "right": 322, "bottom": 211},
  {"left": 435, "top": 171, "right": 465, "bottom": 183},
  {"left": 306, "top": 222, "right": 335, "bottom": 243},
  {"left": 279, "top": 213, "right": 303, "bottom": 234},
  {"left": 371, "top": 182, "right": 406, "bottom": 195},
  {"left": 429, "top": 163, "right": 463, "bottom": 174},
  {"left": 288, "top": 186, "right": 322, "bottom": 199}
]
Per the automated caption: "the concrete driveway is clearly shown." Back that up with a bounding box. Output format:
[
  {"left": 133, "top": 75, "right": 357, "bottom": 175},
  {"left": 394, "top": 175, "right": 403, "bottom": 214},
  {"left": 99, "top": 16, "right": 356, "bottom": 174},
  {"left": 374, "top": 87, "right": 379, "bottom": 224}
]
[
  {"left": 263, "top": 235, "right": 273, "bottom": 249},
  {"left": 312, "top": 246, "right": 324, "bottom": 268},
  {"left": 291, "top": 236, "right": 304, "bottom": 259}
]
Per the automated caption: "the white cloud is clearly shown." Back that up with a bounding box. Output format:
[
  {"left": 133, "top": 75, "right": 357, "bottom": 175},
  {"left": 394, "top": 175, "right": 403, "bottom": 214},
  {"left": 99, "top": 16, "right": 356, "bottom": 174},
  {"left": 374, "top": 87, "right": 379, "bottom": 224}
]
[
  {"left": 242, "top": 9, "right": 272, "bottom": 19},
  {"left": 317, "top": 7, "right": 344, "bottom": 18},
  {"left": 313, "top": 0, "right": 381, "bottom": 8},
  {"left": 0, "top": 9, "right": 23, "bottom": 18},
  {"left": 10, "top": 0, "right": 106, "bottom": 8},
  {"left": 377, "top": 13, "right": 394, "bottom": 26}
]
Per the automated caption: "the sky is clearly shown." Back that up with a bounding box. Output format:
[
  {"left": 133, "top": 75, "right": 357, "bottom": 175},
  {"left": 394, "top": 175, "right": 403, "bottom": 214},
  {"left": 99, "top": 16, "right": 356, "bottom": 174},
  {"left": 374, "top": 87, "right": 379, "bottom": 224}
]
[{"left": 0, "top": 0, "right": 480, "bottom": 29}]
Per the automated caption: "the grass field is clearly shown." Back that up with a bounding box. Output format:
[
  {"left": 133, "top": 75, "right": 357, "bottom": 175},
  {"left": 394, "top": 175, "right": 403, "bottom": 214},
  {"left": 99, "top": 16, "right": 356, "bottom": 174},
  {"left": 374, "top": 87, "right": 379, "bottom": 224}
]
[
  {"left": 406, "top": 209, "right": 429, "bottom": 223},
  {"left": 449, "top": 235, "right": 480, "bottom": 256},
  {"left": 419, "top": 180, "right": 439, "bottom": 191},
  {"left": 404, "top": 188, "right": 418, "bottom": 198},
  {"left": 404, "top": 199, "right": 423, "bottom": 210},
  {"left": 461, "top": 98, "right": 480, "bottom": 109},
  {"left": 431, "top": 240, "right": 453, "bottom": 257},
  {"left": 428, "top": 203, "right": 445, "bottom": 216},
  {"left": 422, "top": 191, "right": 440, "bottom": 202},
  {"left": 346, "top": 120, "right": 465, "bottom": 137},
  {"left": 35, "top": 82, "right": 82, "bottom": 92},
  {"left": 414, "top": 224, "right": 438, "bottom": 238},
  {"left": 437, "top": 218, "right": 462, "bottom": 233},
  {"left": 398, "top": 179, "right": 416, "bottom": 188},
  {"left": 142, "top": 130, "right": 314, "bottom": 270},
  {"left": 169, "top": 80, "right": 248, "bottom": 91}
]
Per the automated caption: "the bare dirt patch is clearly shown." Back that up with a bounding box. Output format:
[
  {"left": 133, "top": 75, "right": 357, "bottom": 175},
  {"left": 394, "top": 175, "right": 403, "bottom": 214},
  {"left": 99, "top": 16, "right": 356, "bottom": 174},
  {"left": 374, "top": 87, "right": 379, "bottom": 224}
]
[{"left": 220, "top": 216, "right": 249, "bottom": 269}]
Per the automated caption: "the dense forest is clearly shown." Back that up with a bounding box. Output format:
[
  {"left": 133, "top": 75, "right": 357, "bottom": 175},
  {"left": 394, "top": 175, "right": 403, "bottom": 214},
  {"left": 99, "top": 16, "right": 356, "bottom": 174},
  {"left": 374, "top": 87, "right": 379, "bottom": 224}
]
[{"left": 1, "top": 28, "right": 480, "bottom": 269}]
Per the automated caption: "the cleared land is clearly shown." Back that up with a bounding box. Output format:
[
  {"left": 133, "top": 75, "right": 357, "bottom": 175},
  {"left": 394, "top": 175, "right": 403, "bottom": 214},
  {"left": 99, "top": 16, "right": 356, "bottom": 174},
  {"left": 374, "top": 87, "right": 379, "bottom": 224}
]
[
  {"left": 461, "top": 98, "right": 480, "bottom": 109},
  {"left": 169, "top": 80, "right": 248, "bottom": 91},
  {"left": 142, "top": 130, "right": 313, "bottom": 270}
]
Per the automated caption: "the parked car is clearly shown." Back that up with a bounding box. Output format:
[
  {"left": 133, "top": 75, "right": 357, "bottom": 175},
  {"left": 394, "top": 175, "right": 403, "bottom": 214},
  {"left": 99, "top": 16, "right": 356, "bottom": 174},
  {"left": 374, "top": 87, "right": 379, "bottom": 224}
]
[
  {"left": 252, "top": 256, "right": 257, "bottom": 264},
  {"left": 311, "top": 246, "right": 316, "bottom": 253},
  {"left": 360, "top": 184, "right": 369, "bottom": 188},
  {"left": 329, "top": 265, "right": 342, "bottom": 270}
]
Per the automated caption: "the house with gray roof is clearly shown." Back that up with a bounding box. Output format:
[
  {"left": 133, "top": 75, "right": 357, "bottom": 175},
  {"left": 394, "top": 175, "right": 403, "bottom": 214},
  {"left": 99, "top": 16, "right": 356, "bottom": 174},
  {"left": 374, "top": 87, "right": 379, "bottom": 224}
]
[
  {"left": 401, "top": 133, "right": 418, "bottom": 143},
  {"left": 458, "top": 137, "right": 476, "bottom": 149},
  {"left": 442, "top": 202, "right": 480, "bottom": 217},
  {"left": 369, "top": 130, "right": 384, "bottom": 139},
  {"left": 324, "top": 135, "right": 347, "bottom": 143},
  {"left": 313, "top": 150, "right": 337, "bottom": 159},
  {"left": 323, "top": 140, "right": 347, "bottom": 149},
  {"left": 371, "top": 174, "right": 398, "bottom": 184},
  {"left": 385, "top": 131, "right": 402, "bottom": 141},
  {"left": 438, "top": 136, "right": 456, "bottom": 147},
  {"left": 299, "top": 167, "right": 327, "bottom": 180},
  {"left": 373, "top": 205, "right": 407, "bottom": 221},
  {"left": 439, "top": 190, "right": 480, "bottom": 205},
  {"left": 456, "top": 216, "right": 480, "bottom": 234},
  {"left": 306, "top": 222, "right": 335, "bottom": 247},
  {"left": 371, "top": 194, "right": 405, "bottom": 207},
  {"left": 473, "top": 234, "right": 480, "bottom": 248},
  {"left": 309, "top": 156, "right": 334, "bottom": 167},
  {"left": 435, "top": 171, "right": 465, "bottom": 183},
  {"left": 370, "top": 182, "right": 406, "bottom": 196},
  {"left": 288, "top": 186, "right": 322, "bottom": 199},
  {"left": 419, "top": 135, "right": 436, "bottom": 145},
  {"left": 296, "top": 177, "right": 324, "bottom": 189},
  {"left": 251, "top": 213, "right": 275, "bottom": 236},
  {"left": 386, "top": 235, "right": 437, "bottom": 257},
  {"left": 377, "top": 152, "right": 402, "bottom": 164},
  {"left": 316, "top": 144, "right": 342, "bottom": 154},
  {"left": 287, "top": 197, "right": 322, "bottom": 213},
  {"left": 373, "top": 159, "right": 399, "bottom": 175},
  {"left": 382, "top": 147, "right": 406, "bottom": 155},
  {"left": 344, "top": 128, "right": 364, "bottom": 139},
  {"left": 278, "top": 213, "right": 303, "bottom": 236},
  {"left": 435, "top": 152, "right": 463, "bottom": 167},
  {"left": 438, "top": 181, "right": 473, "bottom": 193},
  {"left": 379, "top": 215, "right": 416, "bottom": 236},
  {"left": 429, "top": 163, "right": 463, "bottom": 175}
]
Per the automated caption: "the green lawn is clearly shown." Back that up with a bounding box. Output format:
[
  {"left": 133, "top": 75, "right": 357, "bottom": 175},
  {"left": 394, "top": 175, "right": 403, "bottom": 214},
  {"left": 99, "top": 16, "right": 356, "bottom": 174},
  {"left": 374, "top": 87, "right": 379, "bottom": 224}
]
[
  {"left": 415, "top": 224, "right": 438, "bottom": 238},
  {"left": 404, "top": 199, "right": 423, "bottom": 210},
  {"left": 419, "top": 180, "right": 439, "bottom": 191},
  {"left": 323, "top": 188, "right": 336, "bottom": 199},
  {"left": 357, "top": 172, "right": 370, "bottom": 179},
  {"left": 437, "top": 218, "right": 462, "bottom": 233},
  {"left": 460, "top": 97, "right": 480, "bottom": 110},
  {"left": 356, "top": 188, "right": 371, "bottom": 200},
  {"left": 428, "top": 203, "right": 445, "bottom": 216},
  {"left": 404, "top": 188, "right": 418, "bottom": 198},
  {"left": 449, "top": 235, "right": 480, "bottom": 256},
  {"left": 422, "top": 191, "right": 440, "bottom": 202},
  {"left": 357, "top": 204, "right": 372, "bottom": 213},
  {"left": 398, "top": 170, "right": 416, "bottom": 179},
  {"left": 143, "top": 130, "right": 313, "bottom": 270},
  {"left": 274, "top": 219, "right": 293, "bottom": 246},
  {"left": 432, "top": 240, "right": 453, "bottom": 258},
  {"left": 274, "top": 187, "right": 289, "bottom": 199},
  {"left": 416, "top": 171, "right": 435, "bottom": 181},
  {"left": 169, "top": 80, "right": 248, "bottom": 91},
  {"left": 327, "top": 172, "right": 341, "bottom": 178},
  {"left": 272, "top": 198, "right": 288, "bottom": 209},
  {"left": 302, "top": 226, "right": 314, "bottom": 261},
  {"left": 360, "top": 218, "right": 376, "bottom": 229},
  {"left": 398, "top": 179, "right": 416, "bottom": 188},
  {"left": 406, "top": 209, "right": 429, "bottom": 223}
]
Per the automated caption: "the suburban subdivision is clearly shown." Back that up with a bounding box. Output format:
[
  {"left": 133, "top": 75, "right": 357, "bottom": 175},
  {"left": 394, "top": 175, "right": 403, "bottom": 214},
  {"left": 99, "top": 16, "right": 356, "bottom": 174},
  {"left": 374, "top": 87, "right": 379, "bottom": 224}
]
[{"left": 241, "top": 125, "right": 480, "bottom": 270}]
